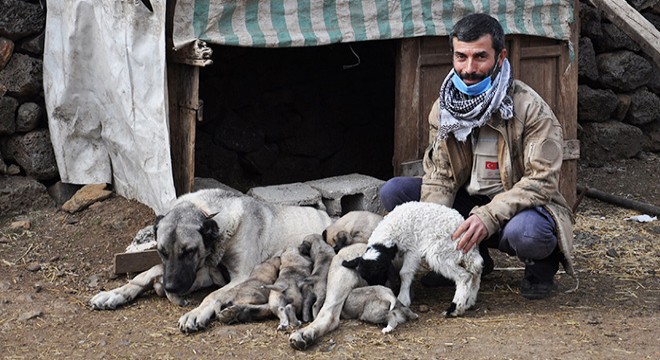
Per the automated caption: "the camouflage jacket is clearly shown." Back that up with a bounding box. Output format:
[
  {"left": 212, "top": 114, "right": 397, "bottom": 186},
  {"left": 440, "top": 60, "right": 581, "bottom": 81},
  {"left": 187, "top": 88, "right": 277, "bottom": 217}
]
[{"left": 421, "top": 80, "right": 575, "bottom": 276}]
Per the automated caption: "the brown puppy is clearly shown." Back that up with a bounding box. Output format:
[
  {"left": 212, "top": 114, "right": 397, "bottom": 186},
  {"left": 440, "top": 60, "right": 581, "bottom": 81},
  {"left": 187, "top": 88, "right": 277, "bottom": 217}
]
[
  {"left": 322, "top": 211, "right": 383, "bottom": 252},
  {"left": 298, "top": 234, "right": 336, "bottom": 322}
]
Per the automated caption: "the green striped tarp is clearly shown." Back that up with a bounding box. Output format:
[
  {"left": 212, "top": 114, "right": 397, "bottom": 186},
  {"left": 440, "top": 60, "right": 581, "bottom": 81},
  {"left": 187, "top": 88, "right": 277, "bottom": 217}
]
[{"left": 172, "top": 0, "right": 573, "bottom": 49}]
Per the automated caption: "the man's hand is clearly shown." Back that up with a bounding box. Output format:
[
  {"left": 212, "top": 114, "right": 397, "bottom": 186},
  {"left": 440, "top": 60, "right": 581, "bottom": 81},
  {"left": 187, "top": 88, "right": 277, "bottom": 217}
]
[{"left": 453, "top": 215, "right": 488, "bottom": 253}]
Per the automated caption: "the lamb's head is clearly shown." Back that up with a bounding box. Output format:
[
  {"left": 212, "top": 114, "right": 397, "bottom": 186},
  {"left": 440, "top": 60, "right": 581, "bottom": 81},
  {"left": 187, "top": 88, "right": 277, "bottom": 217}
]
[{"left": 342, "top": 244, "right": 398, "bottom": 286}]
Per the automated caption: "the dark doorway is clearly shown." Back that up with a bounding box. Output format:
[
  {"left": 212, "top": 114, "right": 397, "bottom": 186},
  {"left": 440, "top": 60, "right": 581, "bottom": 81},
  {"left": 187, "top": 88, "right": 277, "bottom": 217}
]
[{"left": 195, "top": 40, "right": 397, "bottom": 192}]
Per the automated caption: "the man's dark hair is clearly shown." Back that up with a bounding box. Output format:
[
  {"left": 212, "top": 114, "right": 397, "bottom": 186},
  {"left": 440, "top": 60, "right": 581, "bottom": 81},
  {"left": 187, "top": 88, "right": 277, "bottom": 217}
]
[{"left": 449, "top": 13, "right": 505, "bottom": 55}]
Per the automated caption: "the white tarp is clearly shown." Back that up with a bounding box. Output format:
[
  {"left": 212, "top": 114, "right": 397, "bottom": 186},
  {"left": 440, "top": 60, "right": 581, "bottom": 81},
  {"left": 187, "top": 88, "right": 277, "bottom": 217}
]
[{"left": 44, "top": 0, "right": 175, "bottom": 213}]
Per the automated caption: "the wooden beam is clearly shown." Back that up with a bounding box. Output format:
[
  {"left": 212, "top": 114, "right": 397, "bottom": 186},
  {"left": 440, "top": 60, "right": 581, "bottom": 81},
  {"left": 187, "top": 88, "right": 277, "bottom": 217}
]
[
  {"left": 589, "top": 0, "right": 660, "bottom": 67},
  {"left": 114, "top": 250, "right": 161, "bottom": 274}
]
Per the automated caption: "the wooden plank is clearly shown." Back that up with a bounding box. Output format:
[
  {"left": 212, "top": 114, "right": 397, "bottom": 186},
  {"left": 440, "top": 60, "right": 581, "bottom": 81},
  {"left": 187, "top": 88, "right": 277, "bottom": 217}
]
[
  {"left": 393, "top": 38, "right": 422, "bottom": 175},
  {"left": 590, "top": 0, "right": 660, "bottom": 67},
  {"left": 167, "top": 63, "right": 198, "bottom": 196},
  {"left": 556, "top": 0, "right": 580, "bottom": 208},
  {"left": 113, "top": 250, "right": 161, "bottom": 274}
]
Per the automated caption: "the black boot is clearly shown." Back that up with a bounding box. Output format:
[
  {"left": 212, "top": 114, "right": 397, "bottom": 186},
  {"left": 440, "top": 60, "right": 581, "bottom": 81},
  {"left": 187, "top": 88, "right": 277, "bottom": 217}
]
[
  {"left": 520, "top": 247, "right": 560, "bottom": 300},
  {"left": 420, "top": 242, "right": 494, "bottom": 288}
]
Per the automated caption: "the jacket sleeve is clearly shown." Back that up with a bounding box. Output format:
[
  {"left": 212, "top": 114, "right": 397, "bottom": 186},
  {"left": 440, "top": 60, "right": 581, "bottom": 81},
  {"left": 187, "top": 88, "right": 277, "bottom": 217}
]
[
  {"left": 421, "top": 99, "right": 457, "bottom": 207},
  {"left": 470, "top": 89, "right": 565, "bottom": 237}
]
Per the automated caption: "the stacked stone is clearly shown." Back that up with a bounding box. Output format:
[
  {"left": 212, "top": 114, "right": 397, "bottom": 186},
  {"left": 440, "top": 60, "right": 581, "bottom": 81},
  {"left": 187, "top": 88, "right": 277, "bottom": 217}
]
[
  {"left": 0, "top": 0, "right": 56, "bottom": 214},
  {"left": 578, "top": 0, "right": 660, "bottom": 164}
]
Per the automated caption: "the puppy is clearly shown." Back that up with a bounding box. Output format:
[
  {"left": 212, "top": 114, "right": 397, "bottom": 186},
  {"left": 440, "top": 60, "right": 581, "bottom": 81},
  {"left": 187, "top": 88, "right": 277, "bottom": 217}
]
[
  {"left": 298, "top": 234, "right": 335, "bottom": 322},
  {"left": 323, "top": 211, "right": 383, "bottom": 252},
  {"left": 214, "top": 256, "right": 281, "bottom": 324},
  {"left": 341, "top": 285, "right": 418, "bottom": 334},
  {"left": 264, "top": 246, "right": 313, "bottom": 331}
]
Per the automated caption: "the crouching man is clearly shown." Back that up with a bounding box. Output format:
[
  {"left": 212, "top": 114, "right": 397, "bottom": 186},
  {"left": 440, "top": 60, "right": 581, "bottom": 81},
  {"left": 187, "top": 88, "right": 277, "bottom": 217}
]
[{"left": 380, "top": 13, "right": 575, "bottom": 299}]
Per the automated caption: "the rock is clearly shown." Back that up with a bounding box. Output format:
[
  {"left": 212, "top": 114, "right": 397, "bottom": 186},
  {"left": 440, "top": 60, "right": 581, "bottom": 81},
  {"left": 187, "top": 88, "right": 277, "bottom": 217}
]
[
  {"left": 0, "top": 0, "right": 45, "bottom": 41},
  {"left": 578, "top": 85, "right": 618, "bottom": 122},
  {"left": 0, "top": 176, "right": 55, "bottom": 216},
  {"left": 0, "top": 95, "right": 18, "bottom": 135},
  {"left": 16, "top": 102, "right": 42, "bottom": 132},
  {"left": 597, "top": 51, "right": 653, "bottom": 92},
  {"left": 0, "top": 37, "right": 14, "bottom": 69},
  {"left": 2, "top": 129, "right": 59, "bottom": 180},
  {"left": 17, "top": 310, "right": 43, "bottom": 322},
  {"left": 47, "top": 181, "right": 83, "bottom": 207},
  {"left": 579, "top": 121, "right": 644, "bottom": 162},
  {"left": 578, "top": 37, "right": 598, "bottom": 83},
  {"left": 61, "top": 183, "right": 113, "bottom": 213},
  {"left": 0, "top": 52, "right": 43, "bottom": 97},
  {"left": 579, "top": 2, "right": 602, "bottom": 39},
  {"left": 26, "top": 263, "right": 41, "bottom": 272},
  {"left": 592, "top": 23, "right": 640, "bottom": 53},
  {"left": 9, "top": 220, "right": 30, "bottom": 230},
  {"left": 624, "top": 88, "right": 660, "bottom": 126},
  {"left": 612, "top": 94, "right": 631, "bottom": 122}
]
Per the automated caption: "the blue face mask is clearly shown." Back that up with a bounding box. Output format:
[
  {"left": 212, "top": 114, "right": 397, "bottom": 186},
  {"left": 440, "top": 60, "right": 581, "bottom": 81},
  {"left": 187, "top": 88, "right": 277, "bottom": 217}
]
[{"left": 451, "top": 73, "right": 492, "bottom": 96}]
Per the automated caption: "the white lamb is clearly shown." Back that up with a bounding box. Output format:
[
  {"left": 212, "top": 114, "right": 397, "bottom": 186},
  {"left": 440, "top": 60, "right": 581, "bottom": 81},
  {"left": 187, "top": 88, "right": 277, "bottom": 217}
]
[{"left": 342, "top": 201, "right": 483, "bottom": 317}]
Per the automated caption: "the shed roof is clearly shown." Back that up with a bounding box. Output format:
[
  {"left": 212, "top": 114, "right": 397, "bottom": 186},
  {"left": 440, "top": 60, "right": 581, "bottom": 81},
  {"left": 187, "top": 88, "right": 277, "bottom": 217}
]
[{"left": 172, "top": 0, "right": 574, "bottom": 49}]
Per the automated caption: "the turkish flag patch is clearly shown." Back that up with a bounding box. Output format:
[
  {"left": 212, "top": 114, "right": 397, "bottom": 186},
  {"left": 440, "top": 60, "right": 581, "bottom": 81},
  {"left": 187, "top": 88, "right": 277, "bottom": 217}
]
[{"left": 485, "top": 161, "right": 498, "bottom": 170}]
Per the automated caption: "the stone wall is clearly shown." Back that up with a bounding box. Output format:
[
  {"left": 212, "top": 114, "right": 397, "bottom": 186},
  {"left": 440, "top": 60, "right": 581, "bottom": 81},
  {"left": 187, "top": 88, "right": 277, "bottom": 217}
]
[
  {"left": 1, "top": 0, "right": 659, "bottom": 214},
  {"left": 577, "top": 0, "right": 660, "bottom": 164},
  {"left": 0, "top": 0, "right": 56, "bottom": 214}
]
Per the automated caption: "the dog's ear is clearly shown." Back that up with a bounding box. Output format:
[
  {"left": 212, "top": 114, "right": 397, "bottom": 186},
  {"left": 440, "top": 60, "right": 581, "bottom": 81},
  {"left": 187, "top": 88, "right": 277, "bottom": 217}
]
[
  {"left": 336, "top": 231, "right": 349, "bottom": 248},
  {"left": 321, "top": 229, "right": 328, "bottom": 242},
  {"left": 298, "top": 240, "right": 312, "bottom": 256},
  {"left": 199, "top": 219, "right": 220, "bottom": 249},
  {"left": 342, "top": 257, "right": 361, "bottom": 269},
  {"left": 154, "top": 215, "right": 164, "bottom": 227}
]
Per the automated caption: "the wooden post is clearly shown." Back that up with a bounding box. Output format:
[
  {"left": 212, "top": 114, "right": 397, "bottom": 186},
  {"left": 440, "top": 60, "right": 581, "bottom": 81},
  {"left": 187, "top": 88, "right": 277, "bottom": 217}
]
[
  {"left": 165, "top": 0, "right": 212, "bottom": 196},
  {"left": 393, "top": 38, "right": 422, "bottom": 176},
  {"left": 557, "top": 0, "right": 580, "bottom": 208}
]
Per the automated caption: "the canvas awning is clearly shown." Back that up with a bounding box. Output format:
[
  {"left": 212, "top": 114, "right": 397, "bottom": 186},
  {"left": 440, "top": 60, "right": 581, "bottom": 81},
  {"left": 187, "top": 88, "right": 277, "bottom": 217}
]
[{"left": 172, "top": 0, "right": 574, "bottom": 49}]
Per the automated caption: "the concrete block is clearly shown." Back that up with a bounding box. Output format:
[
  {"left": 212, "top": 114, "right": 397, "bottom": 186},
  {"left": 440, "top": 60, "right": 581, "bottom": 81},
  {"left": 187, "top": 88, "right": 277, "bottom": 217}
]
[
  {"left": 247, "top": 182, "right": 325, "bottom": 210},
  {"left": 305, "top": 173, "right": 385, "bottom": 217}
]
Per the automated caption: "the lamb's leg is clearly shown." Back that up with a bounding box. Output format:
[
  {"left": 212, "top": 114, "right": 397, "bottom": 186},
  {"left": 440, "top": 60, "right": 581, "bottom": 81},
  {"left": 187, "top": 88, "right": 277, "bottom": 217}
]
[
  {"left": 444, "top": 272, "right": 473, "bottom": 317},
  {"left": 397, "top": 254, "right": 422, "bottom": 307}
]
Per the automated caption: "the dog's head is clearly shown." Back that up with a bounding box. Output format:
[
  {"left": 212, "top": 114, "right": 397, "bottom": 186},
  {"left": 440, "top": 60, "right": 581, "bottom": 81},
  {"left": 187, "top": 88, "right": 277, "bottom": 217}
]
[
  {"left": 155, "top": 206, "right": 219, "bottom": 294},
  {"left": 323, "top": 229, "right": 352, "bottom": 253},
  {"left": 342, "top": 244, "right": 398, "bottom": 286}
]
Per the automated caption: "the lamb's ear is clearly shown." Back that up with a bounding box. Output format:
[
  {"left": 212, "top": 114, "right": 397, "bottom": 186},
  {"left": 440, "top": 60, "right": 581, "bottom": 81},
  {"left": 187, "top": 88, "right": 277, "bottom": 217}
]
[
  {"left": 200, "top": 219, "right": 220, "bottom": 249},
  {"left": 342, "top": 257, "right": 361, "bottom": 269},
  {"left": 384, "top": 244, "right": 398, "bottom": 259}
]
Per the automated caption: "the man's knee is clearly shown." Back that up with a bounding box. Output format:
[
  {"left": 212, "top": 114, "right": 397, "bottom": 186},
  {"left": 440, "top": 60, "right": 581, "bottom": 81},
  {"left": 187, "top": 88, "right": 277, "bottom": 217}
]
[
  {"left": 500, "top": 207, "right": 557, "bottom": 260},
  {"left": 379, "top": 177, "right": 422, "bottom": 212}
]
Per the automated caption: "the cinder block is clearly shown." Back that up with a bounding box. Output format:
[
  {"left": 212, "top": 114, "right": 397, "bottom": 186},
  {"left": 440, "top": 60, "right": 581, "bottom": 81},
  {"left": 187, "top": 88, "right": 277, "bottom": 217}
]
[
  {"left": 305, "top": 173, "right": 385, "bottom": 217},
  {"left": 247, "top": 182, "right": 325, "bottom": 210}
]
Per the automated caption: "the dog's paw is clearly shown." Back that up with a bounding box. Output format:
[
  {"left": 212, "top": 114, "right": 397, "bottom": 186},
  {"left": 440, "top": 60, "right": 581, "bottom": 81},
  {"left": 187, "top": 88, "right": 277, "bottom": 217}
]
[
  {"left": 289, "top": 328, "right": 316, "bottom": 351},
  {"left": 217, "top": 305, "right": 241, "bottom": 324},
  {"left": 381, "top": 325, "right": 395, "bottom": 334},
  {"left": 90, "top": 291, "right": 127, "bottom": 310},
  {"left": 178, "top": 304, "right": 215, "bottom": 333}
]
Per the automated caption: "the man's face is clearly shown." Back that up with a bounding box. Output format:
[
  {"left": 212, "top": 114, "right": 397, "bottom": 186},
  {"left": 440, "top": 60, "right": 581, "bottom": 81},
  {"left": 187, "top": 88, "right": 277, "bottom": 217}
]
[{"left": 452, "top": 34, "right": 505, "bottom": 85}]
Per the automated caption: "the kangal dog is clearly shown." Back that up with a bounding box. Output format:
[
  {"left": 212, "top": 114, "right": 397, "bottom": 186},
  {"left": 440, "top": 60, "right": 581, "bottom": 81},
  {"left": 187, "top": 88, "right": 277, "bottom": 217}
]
[{"left": 90, "top": 189, "right": 332, "bottom": 333}]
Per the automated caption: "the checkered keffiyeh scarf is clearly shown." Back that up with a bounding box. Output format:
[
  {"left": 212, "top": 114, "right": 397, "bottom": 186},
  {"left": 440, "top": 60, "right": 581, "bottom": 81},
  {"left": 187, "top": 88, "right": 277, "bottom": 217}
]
[{"left": 437, "top": 58, "right": 514, "bottom": 141}]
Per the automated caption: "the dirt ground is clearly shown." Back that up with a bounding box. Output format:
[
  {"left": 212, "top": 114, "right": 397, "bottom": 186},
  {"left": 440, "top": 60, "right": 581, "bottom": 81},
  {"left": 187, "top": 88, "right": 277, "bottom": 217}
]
[{"left": 1, "top": 156, "right": 659, "bottom": 359}]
